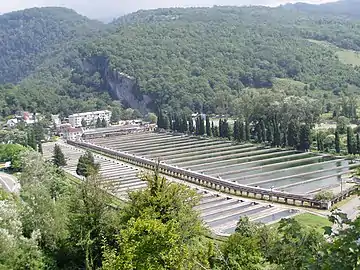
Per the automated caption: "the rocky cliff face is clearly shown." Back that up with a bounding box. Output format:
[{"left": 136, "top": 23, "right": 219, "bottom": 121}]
[{"left": 81, "top": 56, "right": 151, "bottom": 114}]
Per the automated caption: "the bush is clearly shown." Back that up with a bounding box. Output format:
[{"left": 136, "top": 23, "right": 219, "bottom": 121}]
[{"left": 315, "top": 191, "right": 335, "bottom": 201}]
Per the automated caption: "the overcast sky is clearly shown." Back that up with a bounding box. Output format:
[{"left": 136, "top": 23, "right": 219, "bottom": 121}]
[{"left": 0, "top": 0, "right": 336, "bottom": 19}]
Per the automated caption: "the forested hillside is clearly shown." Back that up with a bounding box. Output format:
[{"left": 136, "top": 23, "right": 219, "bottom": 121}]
[
  {"left": 0, "top": 7, "right": 108, "bottom": 84},
  {"left": 2, "top": 2, "right": 360, "bottom": 116},
  {"left": 284, "top": 0, "right": 360, "bottom": 20}
]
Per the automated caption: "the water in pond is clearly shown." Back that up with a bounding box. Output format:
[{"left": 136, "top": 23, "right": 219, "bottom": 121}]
[
  {"left": 253, "top": 160, "right": 348, "bottom": 191},
  {"left": 202, "top": 151, "right": 301, "bottom": 174},
  {"left": 220, "top": 156, "right": 322, "bottom": 180},
  {"left": 241, "top": 159, "right": 346, "bottom": 185},
  {"left": 207, "top": 206, "right": 269, "bottom": 227}
]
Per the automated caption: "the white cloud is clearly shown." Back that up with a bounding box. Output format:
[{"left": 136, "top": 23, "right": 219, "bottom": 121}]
[{"left": 0, "top": 0, "right": 337, "bottom": 19}]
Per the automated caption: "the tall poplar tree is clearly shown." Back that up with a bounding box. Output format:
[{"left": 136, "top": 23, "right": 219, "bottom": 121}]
[
  {"left": 219, "top": 119, "right": 223, "bottom": 138},
  {"left": 299, "top": 124, "right": 311, "bottom": 151},
  {"left": 195, "top": 116, "right": 200, "bottom": 135},
  {"left": 205, "top": 115, "right": 211, "bottom": 136},
  {"left": 188, "top": 117, "right": 194, "bottom": 133},
  {"left": 199, "top": 116, "right": 205, "bottom": 135},
  {"left": 53, "top": 144, "right": 66, "bottom": 167},
  {"left": 260, "top": 120, "right": 266, "bottom": 143},
  {"left": 27, "top": 130, "right": 37, "bottom": 150},
  {"left": 233, "top": 120, "right": 240, "bottom": 142},
  {"left": 347, "top": 127, "right": 355, "bottom": 154},
  {"left": 245, "top": 121, "right": 250, "bottom": 141},
  {"left": 335, "top": 130, "right": 340, "bottom": 154},
  {"left": 239, "top": 122, "right": 245, "bottom": 142}
]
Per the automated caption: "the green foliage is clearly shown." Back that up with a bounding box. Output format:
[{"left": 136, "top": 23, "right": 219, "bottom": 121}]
[
  {"left": 0, "top": 129, "right": 27, "bottom": 145},
  {"left": 27, "top": 129, "right": 37, "bottom": 150},
  {"left": 18, "top": 152, "right": 69, "bottom": 266},
  {"left": 337, "top": 116, "right": 350, "bottom": 134},
  {"left": 102, "top": 165, "right": 208, "bottom": 269},
  {"left": 0, "top": 144, "right": 29, "bottom": 170},
  {"left": 76, "top": 151, "right": 100, "bottom": 177},
  {"left": 319, "top": 211, "right": 360, "bottom": 270},
  {"left": 146, "top": 112, "right": 158, "bottom": 124},
  {"left": 110, "top": 107, "right": 121, "bottom": 124},
  {"left": 315, "top": 191, "right": 335, "bottom": 201},
  {"left": 52, "top": 145, "right": 67, "bottom": 167},
  {"left": 67, "top": 173, "right": 112, "bottom": 269},
  {"left": 335, "top": 130, "right": 341, "bottom": 153},
  {"left": 81, "top": 118, "right": 87, "bottom": 127},
  {"left": 0, "top": 7, "right": 106, "bottom": 84},
  {"left": 2, "top": 142, "right": 360, "bottom": 269},
  {"left": 101, "top": 118, "right": 107, "bottom": 128},
  {"left": 157, "top": 110, "right": 170, "bottom": 130},
  {"left": 206, "top": 115, "right": 211, "bottom": 136},
  {"left": 3, "top": 5, "right": 360, "bottom": 115},
  {"left": 347, "top": 126, "right": 355, "bottom": 154},
  {"left": 95, "top": 117, "right": 102, "bottom": 128},
  {"left": 271, "top": 219, "right": 324, "bottom": 269},
  {"left": 0, "top": 199, "right": 45, "bottom": 269}
]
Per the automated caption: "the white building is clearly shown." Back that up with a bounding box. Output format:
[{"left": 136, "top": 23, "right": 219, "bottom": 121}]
[
  {"left": 64, "top": 127, "right": 84, "bottom": 141},
  {"left": 51, "top": 114, "right": 61, "bottom": 127},
  {"left": 5, "top": 118, "right": 18, "bottom": 128},
  {"left": 68, "top": 110, "right": 112, "bottom": 128}
]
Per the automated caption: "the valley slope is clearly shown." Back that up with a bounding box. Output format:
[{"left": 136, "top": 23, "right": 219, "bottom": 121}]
[{"left": 1, "top": 2, "right": 360, "bottom": 116}]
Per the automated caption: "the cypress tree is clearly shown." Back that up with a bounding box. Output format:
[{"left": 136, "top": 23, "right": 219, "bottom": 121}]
[
  {"left": 195, "top": 116, "right": 200, "bottom": 135},
  {"left": 182, "top": 115, "right": 188, "bottom": 133},
  {"left": 239, "top": 122, "right": 245, "bottom": 142},
  {"left": 81, "top": 118, "right": 87, "bottom": 128},
  {"left": 255, "top": 123, "right": 262, "bottom": 143},
  {"left": 188, "top": 117, "right": 194, "bottom": 133},
  {"left": 157, "top": 111, "right": 162, "bottom": 128},
  {"left": 261, "top": 120, "right": 266, "bottom": 143},
  {"left": 213, "top": 123, "right": 219, "bottom": 137},
  {"left": 221, "top": 120, "right": 231, "bottom": 140},
  {"left": 168, "top": 114, "right": 174, "bottom": 131},
  {"left": 53, "top": 144, "right": 66, "bottom": 167},
  {"left": 27, "top": 130, "right": 37, "bottom": 150},
  {"left": 356, "top": 133, "right": 360, "bottom": 154},
  {"left": 219, "top": 119, "right": 223, "bottom": 138},
  {"left": 38, "top": 142, "right": 43, "bottom": 154},
  {"left": 335, "top": 130, "right": 340, "bottom": 154},
  {"left": 317, "top": 133, "right": 324, "bottom": 152},
  {"left": 245, "top": 121, "right": 250, "bottom": 141},
  {"left": 287, "top": 122, "right": 298, "bottom": 148},
  {"left": 176, "top": 114, "right": 181, "bottom": 132},
  {"left": 319, "top": 136, "right": 324, "bottom": 151},
  {"left": 299, "top": 124, "right": 311, "bottom": 151},
  {"left": 227, "top": 121, "right": 232, "bottom": 140},
  {"left": 206, "top": 115, "right": 211, "bottom": 136},
  {"left": 163, "top": 114, "right": 170, "bottom": 130},
  {"left": 233, "top": 120, "right": 240, "bottom": 142},
  {"left": 199, "top": 116, "right": 205, "bottom": 135},
  {"left": 273, "top": 126, "right": 281, "bottom": 147},
  {"left": 96, "top": 117, "right": 102, "bottom": 128},
  {"left": 101, "top": 118, "right": 107, "bottom": 128},
  {"left": 173, "top": 114, "right": 179, "bottom": 131},
  {"left": 33, "top": 123, "right": 44, "bottom": 143},
  {"left": 347, "top": 127, "right": 355, "bottom": 154},
  {"left": 211, "top": 121, "right": 215, "bottom": 137}
]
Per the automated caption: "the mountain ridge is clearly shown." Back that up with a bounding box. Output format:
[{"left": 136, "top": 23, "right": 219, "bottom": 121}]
[{"left": 1, "top": 2, "right": 360, "bottom": 117}]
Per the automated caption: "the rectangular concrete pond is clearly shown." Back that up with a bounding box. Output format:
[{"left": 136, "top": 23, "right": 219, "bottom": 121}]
[
  {"left": 43, "top": 142, "right": 298, "bottom": 236},
  {"left": 87, "top": 132, "right": 351, "bottom": 199}
]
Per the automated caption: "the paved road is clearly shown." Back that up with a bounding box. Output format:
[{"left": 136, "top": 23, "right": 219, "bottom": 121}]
[
  {"left": 0, "top": 172, "right": 20, "bottom": 193},
  {"left": 339, "top": 196, "right": 360, "bottom": 220}
]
